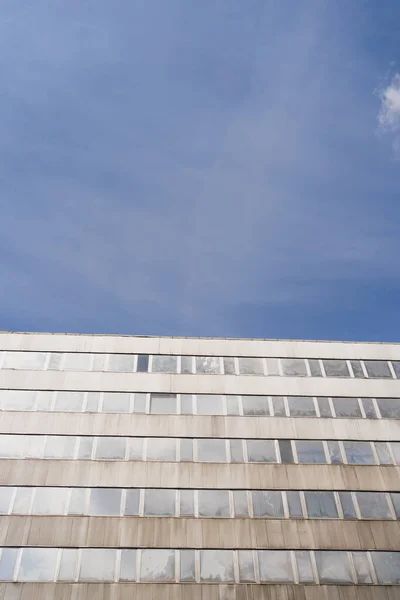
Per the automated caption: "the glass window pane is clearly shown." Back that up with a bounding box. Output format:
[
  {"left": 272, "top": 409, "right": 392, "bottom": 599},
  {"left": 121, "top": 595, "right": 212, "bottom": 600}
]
[
  {"left": 198, "top": 490, "right": 230, "bottom": 517},
  {"left": 296, "top": 551, "right": 315, "bottom": 583},
  {"left": 238, "top": 550, "right": 256, "bottom": 582},
  {"left": 85, "top": 392, "right": 100, "bottom": 412},
  {"left": 77, "top": 437, "right": 93, "bottom": 460},
  {"left": 372, "top": 552, "right": 400, "bottom": 584},
  {"left": 364, "top": 360, "right": 392, "bottom": 378},
  {"left": 356, "top": 492, "right": 392, "bottom": 519},
  {"left": 89, "top": 489, "right": 121, "bottom": 516},
  {"left": 137, "top": 354, "right": 149, "bottom": 372},
  {"left": 140, "top": 549, "right": 175, "bottom": 582},
  {"left": 124, "top": 489, "right": 140, "bottom": 515},
  {"left": 392, "top": 361, "right": 400, "bottom": 378},
  {"left": 322, "top": 360, "right": 349, "bottom": 378},
  {"left": 197, "top": 395, "right": 223, "bottom": 415},
  {"left": 317, "top": 397, "right": 332, "bottom": 418},
  {"left": 377, "top": 398, "right": 400, "bottom": 419},
  {"left": 68, "top": 489, "right": 86, "bottom": 515},
  {"left": 238, "top": 357, "right": 264, "bottom": 375},
  {"left": 144, "top": 489, "right": 175, "bottom": 516},
  {"left": 332, "top": 397, "right": 362, "bottom": 418},
  {"left": 127, "top": 438, "right": 143, "bottom": 460},
  {"left": 133, "top": 393, "right": 146, "bottom": 413},
  {"left": 258, "top": 550, "right": 294, "bottom": 582},
  {"left": 92, "top": 354, "right": 107, "bottom": 371},
  {"left": 230, "top": 440, "right": 244, "bottom": 463},
  {"left": 350, "top": 360, "right": 365, "bottom": 378},
  {"left": 147, "top": 439, "right": 176, "bottom": 461},
  {"left": 327, "top": 441, "right": 343, "bottom": 464},
  {"left": 266, "top": 358, "right": 280, "bottom": 375},
  {"left": 58, "top": 549, "right": 78, "bottom": 581},
  {"left": 96, "top": 437, "right": 126, "bottom": 460},
  {"left": 315, "top": 551, "right": 353, "bottom": 583},
  {"left": 0, "top": 488, "right": 13, "bottom": 514},
  {"left": 223, "top": 357, "right": 236, "bottom": 375},
  {"left": 107, "top": 354, "right": 135, "bottom": 372},
  {"left": 233, "top": 491, "right": 249, "bottom": 517},
  {"left": 375, "top": 442, "right": 393, "bottom": 465},
  {"left": 287, "top": 492, "right": 303, "bottom": 517},
  {"left": 180, "top": 439, "right": 193, "bottom": 461},
  {"left": 35, "top": 391, "right": 53, "bottom": 411},
  {"left": 63, "top": 353, "right": 92, "bottom": 371},
  {"left": 181, "top": 356, "right": 193, "bottom": 374},
  {"left": 54, "top": 392, "right": 84, "bottom": 412},
  {"left": 195, "top": 356, "right": 221, "bottom": 374},
  {"left": 296, "top": 441, "right": 326, "bottom": 464},
  {"left": 308, "top": 359, "right": 322, "bottom": 377},
  {"left": 305, "top": 492, "right": 338, "bottom": 518},
  {"left": 1, "top": 391, "right": 36, "bottom": 411},
  {"left": 343, "top": 441, "right": 375, "bottom": 465},
  {"left": 0, "top": 435, "right": 24, "bottom": 458},
  {"left": 0, "top": 548, "right": 18, "bottom": 580},
  {"left": 361, "top": 397, "right": 377, "bottom": 419},
  {"left": 247, "top": 440, "right": 276, "bottom": 463},
  {"left": 200, "top": 550, "right": 234, "bottom": 582},
  {"left": 180, "top": 490, "right": 194, "bottom": 516},
  {"left": 44, "top": 436, "right": 75, "bottom": 459},
  {"left": 339, "top": 492, "right": 357, "bottom": 519},
  {"left": 4, "top": 351, "right": 46, "bottom": 370},
  {"left": 180, "top": 395, "right": 193, "bottom": 414},
  {"left": 391, "top": 442, "right": 400, "bottom": 464},
  {"left": 19, "top": 548, "right": 57, "bottom": 581},
  {"left": 102, "top": 393, "right": 131, "bottom": 413},
  {"left": 12, "top": 488, "right": 33, "bottom": 514},
  {"left": 25, "top": 435, "right": 45, "bottom": 458},
  {"left": 32, "top": 488, "right": 67, "bottom": 515},
  {"left": 226, "top": 395, "right": 239, "bottom": 415},
  {"left": 150, "top": 394, "right": 177, "bottom": 415},
  {"left": 352, "top": 552, "right": 373, "bottom": 584},
  {"left": 272, "top": 396, "right": 286, "bottom": 416},
  {"left": 120, "top": 550, "right": 136, "bottom": 581},
  {"left": 281, "top": 359, "right": 307, "bottom": 377},
  {"left": 180, "top": 550, "right": 195, "bottom": 582},
  {"left": 198, "top": 439, "right": 227, "bottom": 462},
  {"left": 242, "top": 396, "right": 269, "bottom": 416},
  {"left": 279, "top": 440, "right": 294, "bottom": 463},
  {"left": 288, "top": 396, "right": 315, "bottom": 417},
  {"left": 151, "top": 355, "right": 177, "bottom": 373},
  {"left": 391, "top": 493, "right": 400, "bottom": 518},
  {"left": 252, "top": 491, "right": 284, "bottom": 517},
  {"left": 80, "top": 549, "right": 116, "bottom": 581},
  {"left": 47, "top": 353, "right": 62, "bottom": 370}
]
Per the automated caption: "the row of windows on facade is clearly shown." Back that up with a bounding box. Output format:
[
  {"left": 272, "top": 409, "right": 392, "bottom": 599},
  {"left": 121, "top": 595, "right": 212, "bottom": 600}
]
[
  {"left": 1, "top": 486, "right": 400, "bottom": 521},
  {"left": 2, "top": 390, "right": 400, "bottom": 420},
  {"left": 0, "top": 548, "right": 398, "bottom": 585},
  {"left": 1, "top": 435, "right": 399, "bottom": 465},
  {"left": 1, "top": 351, "right": 400, "bottom": 379}
]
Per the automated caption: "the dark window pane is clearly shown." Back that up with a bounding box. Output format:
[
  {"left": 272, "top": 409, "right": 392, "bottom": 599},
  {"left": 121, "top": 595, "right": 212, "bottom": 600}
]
[
  {"left": 305, "top": 492, "right": 338, "bottom": 518},
  {"left": 252, "top": 491, "right": 284, "bottom": 517},
  {"left": 144, "top": 489, "right": 175, "bottom": 516},
  {"left": 180, "top": 491, "right": 194, "bottom": 516},
  {"left": 140, "top": 550, "right": 175, "bottom": 582},
  {"left": 377, "top": 398, "right": 400, "bottom": 419},
  {"left": 364, "top": 360, "right": 392, "bottom": 378},
  {"left": 150, "top": 394, "right": 177, "bottom": 415},
  {"left": 279, "top": 440, "right": 294, "bottom": 463},
  {"left": 195, "top": 356, "right": 221, "bottom": 374},
  {"left": 136, "top": 355, "right": 149, "bottom": 372},
  {"left": 327, "top": 441, "right": 343, "bottom": 464},
  {"left": 361, "top": 397, "right": 377, "bottom": 419},
  {"left": 200, "top": 550, "right": 234, "bottom": 582},
  {"left": 247, "top": 440, "right": 276, "bottom": 463},
  {"left": 356, "top": 492, "right": 392, "bottom": 519},
  {"left": 332, "top": 397, "right": 361, "bottom": 418},
  {"left": 89, "top": 489, "right": 121, "bottom": 516},
  {"left": 392, "top": 361, "right": 400, "bottom": 378},
  {"left": 390, "top": 493, "right": 400, "bottom": 518},
  {"left": 272, "top": 396, "right": 286, "bottom": 416},
  {"left": 238, "top": 550, "right": 256, "bottom": 582},
  {"left": 343, "top": 441, "right": 375, "bottom": 465},
  {"left": 352, "top": 552, "right": 373, "bottom": 584},
  {"left": 181, "top": 356, "right": 193, "bottom": 373},
  {"left": 180, "top": 550, "right": 195, "bottom": 582},
  {"left": 317, "top": 397, "right": 332, "bottom": 418},
  {"left": 288, "top": 396, "right": 315, "bottom": 417},
  {"left": 315, "top": 551, "right": 353, "bottom": 583},
  {"left": 120, "top": 550, "right": 136, "bottom": 581},
  {"left": 372, "top": 552, "right": 400, "bottom": 584},
  {"left": 233, "top": 491, "right": 249, "bottom": 516},
  {"left": 296, "top": 551, "right": 315, "bottom": 583},
  {"left": 286, "top": 492, "right": 303, "bottom": 517},
  {"left": 258, "top": 550, "right": 294, "bottom": 582},
  {"left": 308, "top": 359, "right": 322, "bottom": 377},
  {"left": 281, "top": 358, "right": 307, "bottom": 377},
  {"left": 242, "top": 395, "right": 269, "bottom": 415},
  {"left": 296, "top": 441, "right": 326, "bottom": 464},
  {"left": 198, "top": 490, "right": 230, "bottom": 517},
  {"left": 350, "top": 360, "right": 365, "bottom": 378},
  {"left": 223, "top": 357, "right": 236, "bottom": 375},
  {"left": 391, "top": 442, "right": 400, "bottom": 464},
  {"left": 322, "top": 360, "right": 349, "bottom": 378},
  {"left": 339, "top": 492, "right": 357, "bottom": 519},
  {"left": 238, "top": 357, "right": 264, "bottom": 375},
  {"left": 375, "top": 442, "right": 393, "bottom": 465}
]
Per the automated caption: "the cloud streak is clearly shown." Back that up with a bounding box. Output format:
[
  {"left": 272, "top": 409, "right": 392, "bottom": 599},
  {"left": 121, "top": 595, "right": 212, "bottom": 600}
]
[{"left": 378, "top": 73, "right": 400, "bottom": 156}]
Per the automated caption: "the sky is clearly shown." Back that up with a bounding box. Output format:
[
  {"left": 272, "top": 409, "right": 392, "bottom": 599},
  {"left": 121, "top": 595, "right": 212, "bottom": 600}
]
[{"left": 1, "top": 0, "right": 400, "bottom": 342}]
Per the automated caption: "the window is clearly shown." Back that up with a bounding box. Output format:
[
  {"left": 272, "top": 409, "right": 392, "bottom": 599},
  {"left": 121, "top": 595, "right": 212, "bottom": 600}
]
[
  {"left": 180, "top": 439, "right": 193, "bottom": 461},
  {"left": 230, "top": 440, "right": 244, "bottom": 462},
  {"left": 371, "top": 552, "right": 400, "bottom": 584},
  {"left": 350, "top": 360, "right": 365, "bottom": 378},
  {"left": 102, "top": 393, "right": 131, "bottom": 413},
  {"left": 332, "top": 397, "right": 361, "bottom": 418},
  {"left": 317, "top": 397, "right": 332, "bottom": 418},
  {"left": 120, "top": 550, "right": 136, "bottom": 581},
  {"left": 89, "top": 489, "right": 121, "bottom": 516},
  {"left": 352, "top": 552, "right": 373, "bottom": 584},
  {"left": 223, "top": 357, "right": 236, "bottom": 374},
  {"left": 58, "top": 549, "right": 78, "bottom": 581},
  {"left": 296, "top": 551, "right": 315, "bottom": 583},
  {"left": 315, "top": 551, "right": 353, "bottom": 583},
  {"left": 286, "top": 491, "right": 303, "bottom": 517},
  {"left": 68, "top": 489, "right": 86, "bottom": 515},
  {"left": 304, "top": 492, "right": 338, "bottom": 518},
  {"left": 339, "top": 492, "right": 357, "bottom": 519},
  {"left": 151, "top": 355, "right": 177, "bottom": 373},
  {"left": 198, "top": 490, "right": 230, "bottom": 517},
  {"left": 180, "top": 395, "right": 193, "bottom": 414},
  {"left": 32, "top": 487, "right": 67, "bottom": 515},
  {"left": 327, "top": 440, "right": 343, "bottom": 464},
  {"left": 63, "top": 353, "right": 92, "bottom": 371},
  {"left": 146, "top": 439, "right": 176, "bottom": 461},
  {"left": 238, "top": 550, "right": 256, "bottom": 582},
  {"left": 266, "top": 358, "right": 280, "bottom": 375},
  {"left": 0, "top": 390, "right": 36, "bottom": 411},
  {"left": 197, "top": 395, "right": 224, "bottom": 415},
  {"left": 375, "top": 442, "right": 393, "bottom": 465},
  {"left": 322, "top": 360, "right": 349, "bottom": 377},
  {"left": 377, "top": 398, "right": 400, "bottom": 419},
  {"left": 133, "top": 393, "right": 146, "bottom": 413},
  {"left": 392, "top": 361, "right": 400, "bottom": 378},
  {"left": 308, "top": 359, "right": 322, "bottom": 377},
  {"left": 247, "top": 440, "right": 276, "bottom": 463},
  {"left": 356, "top": 492, "right": 392, "bottom": 519},
  {"left": 233, "top": 491, "right": 249, "bottom": 516},
  {"left": 258, "top": 550, "right": 294, "bottom": 582},
  {"left": 272, "top": 396, "right": 286, "bottom": 416},
  {"left": 126, "top": 437, "right": 144, "bottom": 460},
  {"left": 200, "top": 550, "right": 234, "bottom": 582},
  {"left": 12, "top": 488, "right": 32, "bottom": 514},
  {"left": 3, "top": 351, "right": 46, "bottom": 370},
  {"left": 0, "top": 549, "right": 18, "bottom": 580},
  {"left": 361, "top": 397, "right": 377, "bottom": 419},
  {"left": 136, "top": 354, "right": 149, "bottom": 372},
  {"left": 278, "top": 440, "right": 294, "bottom": 463},
  {"left": 197, "top": 439, "right": 227, "bottom": 462},
  {"left": 180, "top": 490, "right": 194, "bottom": 516},
  {"left": 80, "top": 549, "right": 116, "bottom": 581},
  {"left": 18, "top": 548, "right": 57, "bottom": 581},
  {"left": 96, "top": 437, "right": 126, "bottom": 460},
  {"left": 44, "top": 436, "right": 75, "bottom": 459},
  {"left": 107, "top": 354, "right": 135, "bottom": 372},
  {"left": 364, "top": 360, "right": 392, "bottom": 378},
  {"left": 124, "top": 489, "right": 140, "bottom": 515},
  {"left": 140, "top": 550, "right": 175, "bottom": 581},
  {"left": 391, "top": 493, "right": 400, "bottom": 518},
  {"left": 281, "top": 359, "right": 307, "bottom": 377},
  {"left": 242, "top": 395, "right": 269, "bottom": 415},
  {"left": 252, "top": 491, "right": 284, "bottom": 517},
  {"left": 195, "top": 356, "right": 221, "bottom": 374},
  {"left": 238, "top": 357, "right": 264, "bottom": 375},
  {"left": 180, "top": 550, "right": 195, "bottom": 581},
  {"left": 0, "top": 488, "right": 13, "bottom": 514},
  {"left": 144, "top": 489, "right": 175, "bottom": 516},
  {"left": 287, "top": 396, "right": 315, "bottom": 417},
  {"left": 343, "top": 441, "right": 375, "bottom": 465},
  {"left": 181, "top": 356, "right": 193, "bottom": 373},
  {"left": 296, "top": 441, "right": 326, "bottom": 464},
  {"left": 226, "top": 395, "right": 239, "bottom": 415},
  {"left": 150, "top": 394, "right": 177, "bottom": 415},
  {"left": 77, "top": 437, "right": 93, "bottom": 459},
  {"left": 54, "top": 392, "right": 84, "bottom": 412}
]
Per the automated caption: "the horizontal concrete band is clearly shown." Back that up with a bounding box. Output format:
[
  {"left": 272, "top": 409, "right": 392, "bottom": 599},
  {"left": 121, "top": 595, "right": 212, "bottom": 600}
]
[
  {"left": 1, "top": 461, "right": 399, "bottom": 491},
  {"left": 0, "top": 583, "right": 398, "bottom": 600},
  {"left": 1, "top": 516, "right": 399, "bottom": 550},
  {"left": 2, "top": 332, "right": 400, "bottom": 360},
  {"left": 2, "top": 370, "right": 400, "bottom": 398},
  {"left": 0, "top": 412, "right": 399, "bottom": 441}
]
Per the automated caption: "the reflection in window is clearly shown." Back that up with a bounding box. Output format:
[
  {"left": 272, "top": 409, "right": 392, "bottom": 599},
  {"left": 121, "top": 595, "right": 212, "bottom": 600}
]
[
  {"left": 18, "top": 548, "right": 57, "bottom": 581},
  {"left": 281, "top": 359, "right": 307, "bottom": 377},
  {"left": 80, "top": 549, "right": 116, "bottom": 581},
  {"left": 377, "top": 398, "right": 400, "bottom": 419},
  {"left": 96, "top": 438, "right": 126, "bottom": 460},
  {"left": 279, "top": 440, "right": 294, "bottom": 463},
  {"left": 375, "top": 442, "right": 393, "bottom": 465},
  {"left": 247, "top": 440, "right": 276, "bottom": 463},
  {"left": 197, "top": 439, "right": 227, "bottom": 462},
  {"left": 242, "top": 395, "right": 269, "bottom": 415},
  {"left": 315, "top": 551, "right": 353, "bottom": 584},
  {"left": 195, "top": 356, "right": 221, "bottom": 374},
  {"left": 180, "top": 550, "right": 195, "bottom": 582},
  {"left": 200, "top": 550, "right": 234, "bottom": 582},
  {"left": 252, "top": 491, "right": 284, "bottom": 517},
  {"left": 58, "top": 549, "right": 78, "bottom": 581},
  {"left": 327, "top": 440, "right": 343, "bottom": 464},
  {"left": 89, "top": 489, "right": 121, "bottom": 516},
  {"left": 223, "top": 357, "right": 236, "bottom": 375},
  {"left": 296, "top": 441, "right": 326, "bottom": 464},
  {"left": 356, "top": 492, "right": 392, "bottom": 519},
  {"left": 238, "top": 357, "right": 264, "bottom": 375},
  {"left": 322, "top": 360, "right": 349, "bottom": 377},
  {"left": 332, "top": 397, "right": 361, "bottom": 418},
  {"left": 151, "top": 355, "right": 177, "bottom": 373},
  {"left": 288, "top": 396, "right": 315, "bottom": 417},
  {"left": 0, "top": 548, "right": 17, "bottom": 580},
  {"left": 352, "top": 552, "right": 373, "bottom": 584},
  {"left": 3, "top": 352, "right": 47, "bottom": 370},
  {"left": 317, "top": 397, "right": 332, "bottom": 418},
  {"left": 120, "top": 550, "right": 136, "bottom": 581},
  {"left": 339, "top": 492, "right": 357, "bottom": 519},
  {"left": 32, "top": 487, "right": 67, "bottom": 515},
  {"left": 371, "top": 552, "right": 400, "bottom": 584},
  {"left": 238, "top": 550, "right": 256, "bottom": 582},
  {"left": 350, "top": 360, "right": 365, "bottom": 378},
  {"left": 308, "top": 359, "right": 322, "bottom": 377},
  {"left": 304, "top": 492, "right": 338, "bottom": 518},
  {"left": 233, "top": 491, "right": 249, "bottom": 516},
  {"left": 364, "top": 360, "right": 392, "bottom": 379},
  {"left": 287, "top": 492, "right": 303, "bottom": 517},
  {"left": 198, "top": 490, "right": 230, "bottom": 517},
  {"left": 296, "top": 551, "right": 315, "bottom": 583},
  {"left": 140, "top": 549, "right": 175, "bottom": 581},
  {"left": 258, "top": 550, "right": 294, "bottom": 582},
  {"left": 107, "top": 354, "right": 135, "bottom": 373},
  {"left": 343, "top": 441, "right": 375, "bottom": 465},
  {"left": 144, "top": 489, "right": 175, "bottom": 516}
]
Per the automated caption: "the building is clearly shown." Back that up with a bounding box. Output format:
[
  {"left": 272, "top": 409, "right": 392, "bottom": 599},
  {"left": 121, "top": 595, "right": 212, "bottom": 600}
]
[{"left": 0, "top": 331, "right": 399, "bottom": 599}]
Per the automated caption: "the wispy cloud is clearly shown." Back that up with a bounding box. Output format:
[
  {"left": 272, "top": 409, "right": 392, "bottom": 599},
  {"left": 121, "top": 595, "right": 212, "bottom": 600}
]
[{"left": 378, "top": 73, "right": 400, "bottom": 156}]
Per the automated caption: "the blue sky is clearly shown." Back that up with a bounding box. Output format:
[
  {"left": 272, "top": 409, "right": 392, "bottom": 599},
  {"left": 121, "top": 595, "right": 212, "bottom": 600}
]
[{"left": 1, "top": 0, "right": 400, "bottom": 341}]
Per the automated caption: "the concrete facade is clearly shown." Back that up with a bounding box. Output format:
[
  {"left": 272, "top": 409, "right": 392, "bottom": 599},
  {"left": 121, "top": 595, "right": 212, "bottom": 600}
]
[{"left": 0, "top": 332, "right": 399, "bottom": 598}]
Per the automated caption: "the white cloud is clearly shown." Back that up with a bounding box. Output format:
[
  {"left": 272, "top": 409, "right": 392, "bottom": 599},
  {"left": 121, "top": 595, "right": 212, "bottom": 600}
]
[{"left": 378, "top": 74, "right": 400, "bottom": 155}]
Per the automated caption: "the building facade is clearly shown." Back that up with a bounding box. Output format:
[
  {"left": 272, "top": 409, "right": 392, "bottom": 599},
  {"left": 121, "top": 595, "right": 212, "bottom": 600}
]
[{"left": 0, "top": 332, "right": 399, "bottom": 598}]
